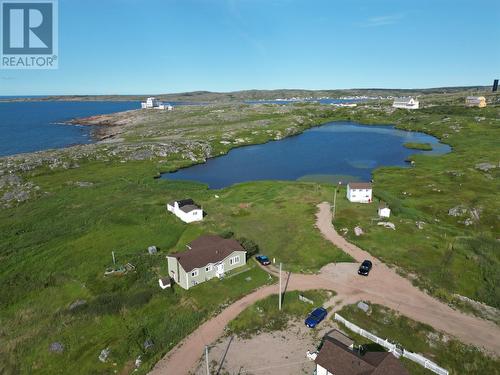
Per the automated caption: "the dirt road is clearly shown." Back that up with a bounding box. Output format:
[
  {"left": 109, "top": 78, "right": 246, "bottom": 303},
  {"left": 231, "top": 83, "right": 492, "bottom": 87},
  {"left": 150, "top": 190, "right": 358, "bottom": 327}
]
[{"left": 149, "top": 202, "right": 500, "bottom": 375}]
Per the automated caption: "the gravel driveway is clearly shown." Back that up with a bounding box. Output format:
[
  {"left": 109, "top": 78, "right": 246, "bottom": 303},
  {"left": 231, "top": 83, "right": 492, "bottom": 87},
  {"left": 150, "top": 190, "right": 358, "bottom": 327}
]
[{"left": 149, "top": 202, "right": 500, "bottom": 375}]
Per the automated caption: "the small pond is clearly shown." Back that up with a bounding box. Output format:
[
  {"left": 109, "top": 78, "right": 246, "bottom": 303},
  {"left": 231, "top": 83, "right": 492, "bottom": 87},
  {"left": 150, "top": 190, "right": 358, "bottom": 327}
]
[{"left": 162, "top": 121, "right": 450, "bottom": 189}]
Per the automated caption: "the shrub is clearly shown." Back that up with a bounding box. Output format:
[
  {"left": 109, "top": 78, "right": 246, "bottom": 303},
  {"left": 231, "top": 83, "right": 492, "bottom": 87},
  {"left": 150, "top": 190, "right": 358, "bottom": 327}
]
[
  {"left": 219, "top": 230, "right": 234, "bottom": 239},
  {"left": 237, "top": 237, "right": 259, "bottom": 258}
]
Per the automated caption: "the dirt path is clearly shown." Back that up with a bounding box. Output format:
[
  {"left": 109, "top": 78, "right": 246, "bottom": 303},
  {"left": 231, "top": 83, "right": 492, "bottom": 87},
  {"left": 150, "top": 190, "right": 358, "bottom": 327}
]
[
  {"left": 149, "top": 202, "right": 500, "bottom": 375},
  {"left": 191, "top": 322, "right": 334, "bottom": 375},
  {"left": 315, "top": 202, "right": 377, "bottom": 263}
]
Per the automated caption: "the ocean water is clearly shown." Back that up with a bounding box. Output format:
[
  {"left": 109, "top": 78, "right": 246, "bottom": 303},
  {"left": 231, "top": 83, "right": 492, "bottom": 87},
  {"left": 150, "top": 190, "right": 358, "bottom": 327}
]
[{"left": 0, "top": 101, "right": 140, "bottom": 156}]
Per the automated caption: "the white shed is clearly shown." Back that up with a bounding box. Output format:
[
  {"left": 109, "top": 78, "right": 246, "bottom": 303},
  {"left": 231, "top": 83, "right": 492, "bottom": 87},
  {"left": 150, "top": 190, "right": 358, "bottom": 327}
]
[
  {"left": 378, "top": 204, "right": 391, "bottom": 218},
  {"left": 167, "top": 199, "right": 204, "bottom": 223}
]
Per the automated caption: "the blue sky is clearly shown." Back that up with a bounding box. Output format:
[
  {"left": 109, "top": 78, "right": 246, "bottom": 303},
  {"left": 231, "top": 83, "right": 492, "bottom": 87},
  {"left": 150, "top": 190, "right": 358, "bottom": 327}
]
[{"left": 2, "top": 0, "right": 499, "bottom": 95}]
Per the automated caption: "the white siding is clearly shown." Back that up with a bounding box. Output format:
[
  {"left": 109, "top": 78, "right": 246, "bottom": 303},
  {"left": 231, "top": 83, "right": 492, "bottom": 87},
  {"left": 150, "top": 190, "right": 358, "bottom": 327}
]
[
  {"left": 378, "top": 207, "right": 391, "bottom": 217},
  {"left": 167, "top": 201, "right": 203, "bottom": 223},
  {"left": 316, "top": 364, "right": 333, "bottom": 375},
  {"left": 177, "top": 208, "right": 203, "bottom": 223},
  {"left": 346, "top": 185, "right": 372, "bottom": 203}
]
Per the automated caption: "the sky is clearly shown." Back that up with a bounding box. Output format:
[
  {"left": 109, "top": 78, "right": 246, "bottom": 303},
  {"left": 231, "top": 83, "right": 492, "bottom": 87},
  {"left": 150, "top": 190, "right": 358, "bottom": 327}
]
[{"left": 1, "top": 0, "right": 499, "bottom": 95}]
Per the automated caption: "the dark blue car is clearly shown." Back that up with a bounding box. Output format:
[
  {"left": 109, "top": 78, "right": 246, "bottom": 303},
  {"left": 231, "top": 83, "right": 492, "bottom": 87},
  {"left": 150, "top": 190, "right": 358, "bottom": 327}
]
[
  {"left": 305, "top": 307, "right": 328, "bottom": 328},
  {"left": 255, "top": 255, "right": 271, "bottom": 266}
]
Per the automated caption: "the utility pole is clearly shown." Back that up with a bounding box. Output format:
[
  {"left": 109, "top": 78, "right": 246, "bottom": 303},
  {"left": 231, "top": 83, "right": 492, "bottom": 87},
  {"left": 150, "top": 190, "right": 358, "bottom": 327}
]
[
  {"left": 205, "top": 345, "right": 210, "bottom": 375},
  {"left": 279, "top": 262, "right": 282, "bottom": 311},
  {"left": 332, "top": 185, "right": 338, "bottom": 219},
  {"left": 332, "top": 182, "right": 341, "bottom": 220}
]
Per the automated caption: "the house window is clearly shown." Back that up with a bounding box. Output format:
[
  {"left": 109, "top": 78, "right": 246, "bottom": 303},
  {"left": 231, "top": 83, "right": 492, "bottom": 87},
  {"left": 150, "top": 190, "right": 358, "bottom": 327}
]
[
  {"left": 206, "top": 265, "right": 212, "bottom": 272},
  {"left": 230, "top": 256, "right": 240, "bottom": 265},
  {"left": 191, "top": 269, "right": 199, "bottom": 277}
]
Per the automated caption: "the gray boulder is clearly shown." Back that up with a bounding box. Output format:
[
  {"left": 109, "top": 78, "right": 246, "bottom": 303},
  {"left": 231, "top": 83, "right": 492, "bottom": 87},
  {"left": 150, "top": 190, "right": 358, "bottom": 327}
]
[
  {"left": 448, "top": 206, "right": 467, "bottom": 217},
  {"left": 144, "top": 338, "right": 154, "bottom": 350},
  {"left": 354, "top": 226, "right": 364, "bottom": 236},
  {"left": 68, "top": 299, "right": 87, "bottom": 311},
  {"left": 49, "top": 342, "right": 64, "bottom": 353},
  {"left": 475, "top": 162, "right": 496, "bottom": 172},
  {"left": 357, "top": 301, "right": 370, "bottom": 313},
  {"left": 98, "top": 348, "right": 110, "bottom": 362}
]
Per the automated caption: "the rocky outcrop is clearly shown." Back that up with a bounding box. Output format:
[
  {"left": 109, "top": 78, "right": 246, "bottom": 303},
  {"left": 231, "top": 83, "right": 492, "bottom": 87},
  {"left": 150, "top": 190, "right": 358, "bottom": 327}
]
[
  {"left": 0, "top": 172, "right": 39, "bottom": 208},
  {"left": 475, "top": 162, "right": 497, "bottom": 172}
]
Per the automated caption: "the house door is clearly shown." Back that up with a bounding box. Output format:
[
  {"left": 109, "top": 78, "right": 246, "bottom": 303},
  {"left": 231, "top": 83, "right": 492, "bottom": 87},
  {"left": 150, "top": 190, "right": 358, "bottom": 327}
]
[{"left": 215, "top": 262, "right": 224, "bottom": 278}]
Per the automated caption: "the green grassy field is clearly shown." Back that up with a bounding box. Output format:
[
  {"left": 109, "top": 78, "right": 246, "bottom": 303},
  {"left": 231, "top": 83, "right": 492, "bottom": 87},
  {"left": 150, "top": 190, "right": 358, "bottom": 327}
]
[
  {"left": 0, "top": 160, "right": 347, "bottom": 374},
  {"left": 336, "top": 303, "right": 500, "bottom": 375},
  {"left": 228, "top": 290, "right": 332, "bottom": 337},
  {"left": 1, "top": 93, "right": 499, "bottom": 373}
]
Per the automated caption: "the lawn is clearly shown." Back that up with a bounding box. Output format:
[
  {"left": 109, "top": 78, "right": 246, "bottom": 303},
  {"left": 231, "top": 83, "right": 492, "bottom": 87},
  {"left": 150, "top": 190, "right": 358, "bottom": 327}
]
[
  {"left": 336, "top": 303, "right": 500, "bottom": 375},
  {"left": 201, "top": 181, "right": 353, "bottom": 272},
  {"left": 228, "top": 289, "right": 333, "bottom": 337}
]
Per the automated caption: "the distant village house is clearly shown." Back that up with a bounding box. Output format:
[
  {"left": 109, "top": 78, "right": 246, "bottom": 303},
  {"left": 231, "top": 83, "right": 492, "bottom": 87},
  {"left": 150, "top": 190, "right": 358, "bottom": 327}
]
[
  {"left": 167, "top": 235, "right": 247, "bottom": 290},
  {"left": 347, "top": 182, "right": 373, "bottom": 203},
  {"left": 167, "top": 199, "right": 204, "bottom": 223},
  {"left": 465, "top": 96, "right": 486, "bottom": 108},
  {"left": 315, "top": 330, "right": 410, "bottom": 375},
  {"left": 392, "top": 97, "right": 419, "bottom": 109},
  {"left": 141, "top": 97, "right": 173, "bottom": 110}
]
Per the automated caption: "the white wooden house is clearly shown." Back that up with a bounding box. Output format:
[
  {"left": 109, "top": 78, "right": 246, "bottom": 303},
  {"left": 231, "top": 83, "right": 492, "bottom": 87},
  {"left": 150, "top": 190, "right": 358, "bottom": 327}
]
[
  {"left": 167, "top": 199, "right": 204, "bottom": 223},
  {"left": 141, "top": 97, "right": 160, "bottom": 109},
  {"left": 392, "top": 97, "right": 419, "bottom": 109},
  {"left": 158, "top": 103, "right": 173, "bottom": 110},
  {"left": 141, "top": 97, "right": 173, "bottom": 110},
  {"left": 346, "top": 182, "right": 372, "bottom": 203}
]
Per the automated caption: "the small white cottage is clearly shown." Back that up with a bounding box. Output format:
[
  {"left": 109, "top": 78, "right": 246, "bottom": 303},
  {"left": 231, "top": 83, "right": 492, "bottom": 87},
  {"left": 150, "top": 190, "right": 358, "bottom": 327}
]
[
  {"left": 167, "top": 199, "right": 204, "bottom": 223},
  {"left": 378, "top": 203, "right": 391, "bottom": 218},
  {"left": 141, "top": 97, "right": 173, "bottom": 110},
  {"left": 346, "top": 182, "right": 372, "bottom": 203},
  {"left": 392, "top": 97, "right": 419, "bottom": 109}
]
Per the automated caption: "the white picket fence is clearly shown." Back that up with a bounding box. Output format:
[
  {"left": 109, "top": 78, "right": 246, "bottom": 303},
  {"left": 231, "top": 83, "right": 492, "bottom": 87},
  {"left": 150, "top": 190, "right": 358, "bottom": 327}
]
[
  {"left": 402, "top": 351, "right": 449, "bottom": 375},
  {"left": 334, "top": 313, "right": 449, "bottom": 375}
]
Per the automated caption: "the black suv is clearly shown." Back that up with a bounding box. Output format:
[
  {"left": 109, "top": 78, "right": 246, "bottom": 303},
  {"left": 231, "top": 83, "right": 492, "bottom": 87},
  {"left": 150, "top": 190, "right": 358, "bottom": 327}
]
[{"left": 358, "top": 260, "right": 372, "bottom": 276}]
